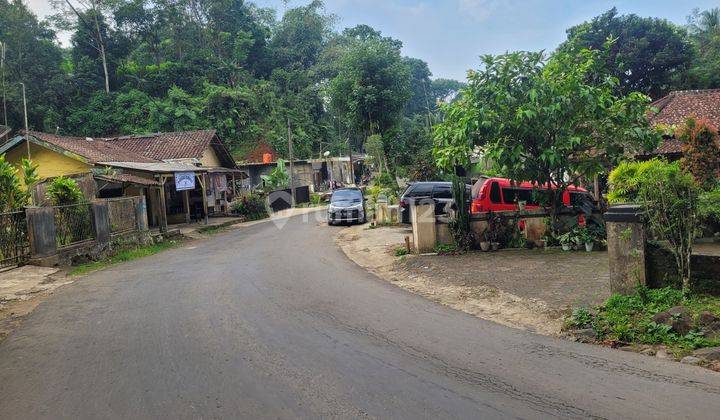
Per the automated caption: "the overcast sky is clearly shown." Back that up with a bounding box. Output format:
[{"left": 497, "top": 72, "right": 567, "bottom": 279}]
[{"left": 26, "top": 0, "right": 718, "bottom": 81}]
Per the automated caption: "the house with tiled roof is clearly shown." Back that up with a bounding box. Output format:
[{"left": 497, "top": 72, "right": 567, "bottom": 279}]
[
  {"left": 0, "top": 130, "right": 244, "bottom": 230},
  {"left": 640, "top": 89, "right": 720, "bottom": 160}
]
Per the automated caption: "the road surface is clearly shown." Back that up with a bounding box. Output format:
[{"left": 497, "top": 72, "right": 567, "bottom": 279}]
[{"left": 1, "top": 212, "right": 719, "bottom": 419}]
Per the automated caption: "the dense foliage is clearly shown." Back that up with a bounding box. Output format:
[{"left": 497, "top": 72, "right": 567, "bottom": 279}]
[
  {"left": 434, "top": 47, "right": 658, "bottom": 224},
  {"left": 0, "top": 0, "right": 459, "bottom": 172},
  {"left": 569, "top": 286, "right": 720, "bottom": 355},
  {"left": 46, "top": 176, "right": 86, "bottom": 206},
  {"left": 230, "top": 192, "right": 268, "bottom": 220},
  {"left": 0, "top": 155, "right": 38, "bottom": 211},
  {"left": 679, "top": 118, "right": 720, "bottom": 188},
  {"left": 608, "top": 159, "right": 700, "bottom": 292},
  {"left": 559, "top": 8, "right": 693, "bottom": 98}
]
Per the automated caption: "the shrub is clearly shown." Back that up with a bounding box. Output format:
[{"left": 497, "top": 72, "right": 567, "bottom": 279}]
[
  {"left": 679, "top": 117, "right": 720, "bottom": 189},
  {"left": 394, "top": 247, "right": 410, "bottom": 257},
  {"left": 572, "top": 286, "right": 720, "bottom": 353},
  {"left": 608, "top": 159, "right": 700, "bottom": 293},
  {"left": 46, "top": 176, "right": 85, "bottom": 206},
  {"left": 698, "top": 183, "right": 720, "bottom": 224},
  {"left": 0, "top": 155, "right": 38, "bottom": 211},
  {"left": 260, "top": 159, "right": 289, "bottom": 191},
  {"left": 231, "top": 193, "right": 268, "bottom": 220}
]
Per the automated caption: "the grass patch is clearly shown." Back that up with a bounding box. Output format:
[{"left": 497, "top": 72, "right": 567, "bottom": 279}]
[
  {"left": 198, "top": 225, "right": 225, "bottom": 235},
  {"left": 434, "top": 243, "right": 459, "bottom": 255},
  {"left": 394, "top": 247, "right": 410, "bottom": 257},
  {"left": 70, "top": 241, "right": 179, "bottom": 276},
  {"left": 567, "top": 286, "right": 720, "bottom": 355}
]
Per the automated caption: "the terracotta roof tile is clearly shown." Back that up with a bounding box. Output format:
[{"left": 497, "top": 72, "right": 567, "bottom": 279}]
[
  {"left": 104, "top": 130, "right": 217, "bottom": 161},
  {"left": 649, "top": 89, "right": 720, "bottom": 128},
  {"left": 27, "top": 131, "right": 157, "bottom": 164},
  {"left": 643, "top": 89, "right": 720, "bottom": 157}
]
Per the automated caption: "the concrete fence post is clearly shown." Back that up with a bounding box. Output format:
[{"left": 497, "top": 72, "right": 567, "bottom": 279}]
[
  {"left": 604, "top": 204, "right": 646, "bottom": 295},
  {"left": 91, "top": 201, "right": 111, "bottom": 244},
  {"left": 411, "top": 199, "right": 436, "bottom": 253},
  {"left": 135, "top": 195, "right": 149, "bottom": 231},
  {"left": 25, "top": 206, "right": 57, "bottom": 259}
]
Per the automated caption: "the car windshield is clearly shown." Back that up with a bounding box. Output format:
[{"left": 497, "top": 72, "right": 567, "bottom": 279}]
[{"left": 332, "top": 190, "right": 362, "bottom": 202}]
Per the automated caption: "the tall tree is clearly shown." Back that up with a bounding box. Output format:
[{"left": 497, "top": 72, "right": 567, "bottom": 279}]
[
  {"left": 686, "top": 8, "right": 720, "bottom": 89},
  {"left": 52, "top": 0, "right": 118, "bottom": 93},
  {"left": 559, "top": 8, "right": 694, "bottom": 98},
  {"left": 434, "top": 48, "right": 659, "bottom": 228},
  {"left": 327, "top": 31, "right": 411, "bottom": 158}
]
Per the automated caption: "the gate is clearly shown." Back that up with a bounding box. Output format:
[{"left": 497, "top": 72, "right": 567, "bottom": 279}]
[{"left": 0, "top": 210, "right": 30, "bottom": 269}]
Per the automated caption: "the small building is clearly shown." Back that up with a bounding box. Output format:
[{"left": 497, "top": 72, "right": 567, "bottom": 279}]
[
  {"left": 237, "top": 156, "right": 365, "bottom": 192},
  {"left": 0, "top": 130, "right": 243, "bottom": 231},
  {"left": 641, "top": 89, "right": 720, "bottom": 161}
]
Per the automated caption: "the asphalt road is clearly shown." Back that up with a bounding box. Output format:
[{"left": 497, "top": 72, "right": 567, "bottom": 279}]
[{"left": 1, "top": 212, "right": 720, "bottom": 419}]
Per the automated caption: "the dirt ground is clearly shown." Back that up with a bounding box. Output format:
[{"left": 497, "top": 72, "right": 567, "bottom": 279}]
[{"left": 336, "top": 224, "right": 611, "bottom": 336}]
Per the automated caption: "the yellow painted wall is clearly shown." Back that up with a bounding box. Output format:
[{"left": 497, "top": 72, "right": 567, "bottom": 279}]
[
  {"left": 200, "top": 146, "right": 222, "bottom": 167},
  {"left": 4, "top": 142, "right": 91, "bottom": 183}
]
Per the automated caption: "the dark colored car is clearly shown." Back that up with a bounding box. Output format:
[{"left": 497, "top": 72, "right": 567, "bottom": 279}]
[
  {"left": 399, "top": 182, "right": 472, "bottom": 224},
  {"left": 327, "top": 188, "right": 366, "bottom": 225}
]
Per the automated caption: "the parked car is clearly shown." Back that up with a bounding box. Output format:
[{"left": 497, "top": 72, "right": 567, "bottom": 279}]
[
  {"left": 399, "top": 182, "right": 472, "bottom": 224},
  {"left": 327, "top": 188, "right": 366, "bottom": 225},
  {"left": 470, "top": 177, "right": 592, "bottom": 214}
]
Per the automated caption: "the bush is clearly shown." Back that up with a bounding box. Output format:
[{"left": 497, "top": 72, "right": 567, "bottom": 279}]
[
  {"left": 570, "top": 287, "right": 720, "bottom": 354},
  {"left": 46, "top": 176, "right": 85, "bottom": 206},
  {"left": 679, "top": 117, "right": 720, "bottom": 188},
  {"left": 608, "top": 159, "right": 700, "bottom": 292},
  {"left": 698, "top": 183, "right": 720, "bottom": 224},
  {"left": 231, "top": 193, "right": 269, "bottom": 220}
]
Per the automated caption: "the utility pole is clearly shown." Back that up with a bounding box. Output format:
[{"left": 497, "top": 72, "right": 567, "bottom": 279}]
[
  {"left": 1, "top": 41, "right": 7, "bottom": 135},
  {"left": 347, "top": 138, "right": 355, "bottom": 185},
  {"left": 20, "top": 82, "right": 30, "bottom": 159},
  {"left": 287, "top": 117, "right": 296, "bottom": 207}
]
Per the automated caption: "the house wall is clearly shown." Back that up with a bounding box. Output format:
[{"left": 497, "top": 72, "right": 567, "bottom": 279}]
[
  {"left": 5, "top": 142, "right": 91, "bottom": 184},
  {"left": 200, "top": 146, "right": 222, "bottom": 167}
]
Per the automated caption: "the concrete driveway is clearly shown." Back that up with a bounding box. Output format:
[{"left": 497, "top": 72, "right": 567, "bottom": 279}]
[{"left": 0, "top": 211, "right": 719, "bottom": 419}]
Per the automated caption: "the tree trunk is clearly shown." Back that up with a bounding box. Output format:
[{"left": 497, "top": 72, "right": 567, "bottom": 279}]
[{"left": 94, "top": 11, "right": 110, "bottom": 94}]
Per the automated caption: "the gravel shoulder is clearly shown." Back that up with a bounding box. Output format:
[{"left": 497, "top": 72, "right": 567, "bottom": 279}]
[{"left": 335, "top": 224, "right": 609, "bottom": 336}]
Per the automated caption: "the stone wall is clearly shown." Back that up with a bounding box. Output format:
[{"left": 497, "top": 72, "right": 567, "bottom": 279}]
[
  {"left": 107, "top": 197, "right": 138, "bottom": 233},
  {"left": 646, "top": 242, "right": 720, "bottom": 296},
  {"left": 26, "top": 197, "right": 151, "bottom": 267},
  {"left": 435, "top": 209, "right": 593, "bottom": 246}
]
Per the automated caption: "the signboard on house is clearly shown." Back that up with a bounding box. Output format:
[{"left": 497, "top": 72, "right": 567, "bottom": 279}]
[{"left": 175, "top": 172, "right": 196, "bottom": 191}]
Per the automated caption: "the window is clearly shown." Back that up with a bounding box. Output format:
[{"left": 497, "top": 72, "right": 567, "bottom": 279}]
[
  {"left": 408, "top": 183, "right": 434, "bottom": 197},
  {"left": 433, "top": 185, "right": 452, "bottom": 199},
  {"left": 501, "top": 188, "right": 539, "bottom": 205},
  {"left": 570, "top": 192, "right": 592, "bottom": 206},
  {"left": 489, "top": 182, "right": 501, "bottom": 203}
]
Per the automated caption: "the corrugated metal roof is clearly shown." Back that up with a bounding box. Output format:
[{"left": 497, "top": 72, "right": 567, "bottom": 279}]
[
  {"left": 95, "top": 173, "right": 161, "bottom": 186},
  {"left": 99, "top": 161, "right": 207, "bottom": 173}
]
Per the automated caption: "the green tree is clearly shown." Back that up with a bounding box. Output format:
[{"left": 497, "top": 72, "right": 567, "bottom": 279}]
[
  {"left": 434, "top": 48, "right": 658, "bottom": 229},
  {"left": 0, "top": 0, "right": 67, "bottom": 131},
  {"left": 686, "top": 8, "right": 720, "bottom": 89},
  {"left": 679, "top": 117, "right": 720, "bottom": 188},
  {"left": 559, "top": 7, "right": 694, "bottom": 98},
  {"left": 608, "top": 159, "right": 700, "bottom": 294}
]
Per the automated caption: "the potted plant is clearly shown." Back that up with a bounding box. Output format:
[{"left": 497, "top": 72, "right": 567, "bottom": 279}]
[
  {"left": 577, "top": 226, "right": 595, "bottom": 252},
  {"left": 557, "top": 231, "right": 573, "bottom": 251}
]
